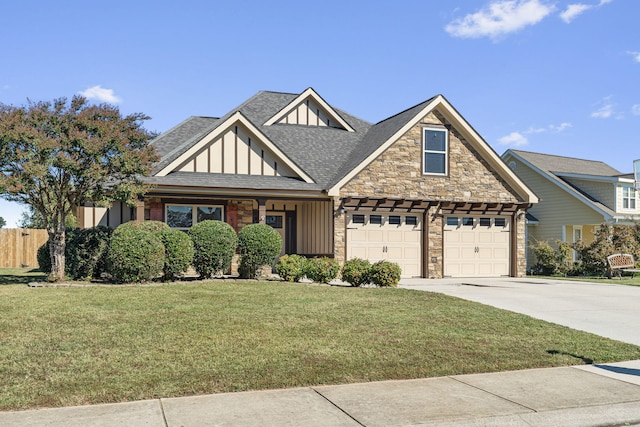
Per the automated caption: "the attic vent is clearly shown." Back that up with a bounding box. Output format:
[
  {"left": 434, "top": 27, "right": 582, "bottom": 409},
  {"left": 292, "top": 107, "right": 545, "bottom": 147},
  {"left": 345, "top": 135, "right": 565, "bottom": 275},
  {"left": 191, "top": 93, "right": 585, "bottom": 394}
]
[{"left": 509, "top": 161, "right": 517, "bottom": 171}]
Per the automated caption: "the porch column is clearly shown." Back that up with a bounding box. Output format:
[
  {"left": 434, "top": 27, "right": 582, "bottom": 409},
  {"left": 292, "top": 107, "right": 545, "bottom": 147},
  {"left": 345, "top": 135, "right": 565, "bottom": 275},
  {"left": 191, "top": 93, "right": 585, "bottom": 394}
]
[
  {"left": 135, "top": 199, "right": 145, "bottom": 222},
  {"left": 257, "top": 198, "right": 267, "bottom": 224}
]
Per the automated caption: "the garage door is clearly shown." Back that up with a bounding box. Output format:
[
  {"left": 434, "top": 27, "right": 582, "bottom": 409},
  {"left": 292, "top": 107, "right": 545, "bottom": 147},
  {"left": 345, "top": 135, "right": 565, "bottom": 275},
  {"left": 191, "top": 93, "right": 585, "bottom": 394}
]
[
  {"left": 443, "top": 216, "right": 510, "bottom": 277},
  {"left": 346, "top": 212, "right": 422, "bottom": 278}
]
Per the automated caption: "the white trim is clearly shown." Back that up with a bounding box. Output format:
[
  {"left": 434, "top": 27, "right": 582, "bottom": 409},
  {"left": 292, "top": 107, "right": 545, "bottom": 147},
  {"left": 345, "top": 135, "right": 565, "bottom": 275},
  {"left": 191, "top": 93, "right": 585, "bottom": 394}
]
[
  {"left": 553, "top": 171, "right": 634, "bottom": 184},
  {"left": 422, "top": 126, "right": 448, "bottom": 176},
  {"left": 621, "top": 185, "right": 637, "bottom": 211},
  {"left": 263, "top": 88, "right": 355, "bottom": 132},
  {"left": 155, "top": 112, "right": 314, "bottom": 183}
]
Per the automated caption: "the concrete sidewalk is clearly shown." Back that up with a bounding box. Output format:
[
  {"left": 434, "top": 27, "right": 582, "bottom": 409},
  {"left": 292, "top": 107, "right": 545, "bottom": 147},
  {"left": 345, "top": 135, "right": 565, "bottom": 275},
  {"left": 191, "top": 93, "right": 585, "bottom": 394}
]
[{"left": 2, "top": 360, "right": 640, "bottom": 426}]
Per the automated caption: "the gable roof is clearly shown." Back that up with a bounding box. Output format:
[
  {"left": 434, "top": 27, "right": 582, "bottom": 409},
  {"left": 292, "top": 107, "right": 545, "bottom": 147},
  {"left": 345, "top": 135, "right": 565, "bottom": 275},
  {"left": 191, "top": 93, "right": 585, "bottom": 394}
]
[
  {"left": 147, "top": 89, "right": 537, "bottom": 203},
  {"left": 503, "top": 149, "right": 620, "bottom": 218}
]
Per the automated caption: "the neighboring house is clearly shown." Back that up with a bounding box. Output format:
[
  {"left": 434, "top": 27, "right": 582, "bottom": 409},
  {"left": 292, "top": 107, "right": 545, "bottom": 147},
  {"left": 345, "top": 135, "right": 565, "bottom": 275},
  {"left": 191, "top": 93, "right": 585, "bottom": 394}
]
[
  {"left": 501, "top": 149, "right": 640, "bottom": 267},
  {"left": 76, "top": 88, "right": 537, "bottom": 278}
]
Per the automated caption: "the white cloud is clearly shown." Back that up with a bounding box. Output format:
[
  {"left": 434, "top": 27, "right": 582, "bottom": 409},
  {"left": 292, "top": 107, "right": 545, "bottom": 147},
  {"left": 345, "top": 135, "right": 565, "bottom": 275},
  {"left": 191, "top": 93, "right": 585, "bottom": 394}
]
[
  {"left": 632, "top": 105, "right": 640, "bottom": 116},
  {"left": 79, "top": 85, "right": 122, "bottom": 103},
  {"left": 445, "top": 0, "right": 554, "bottom": 40},
  {"left": 560, "top": 4, "right": 592, "bottom": 23},
  {"left": 591, "top": 97, "right": 615, "bottom": 118},
  {"left": 499, "top": 131, "right": 529, "bottom": 146},
  {"left": 549, "top": 122, "right": 572, "bottom": 132},
  {"left": 559, "top": 0, "right": 613, "bottom": 23},
  {"left": 627, "top": 51, "right": 640, "bottom": 63}
]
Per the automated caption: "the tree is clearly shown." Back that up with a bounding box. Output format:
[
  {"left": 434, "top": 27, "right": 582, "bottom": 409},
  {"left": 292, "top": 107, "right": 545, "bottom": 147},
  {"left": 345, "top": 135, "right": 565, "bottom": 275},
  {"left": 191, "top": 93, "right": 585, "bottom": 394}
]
[
  {"left": 0, "top": 96, "right": 157, "bottom": 281},
  {"left": 0, "top": 216, "right": 5, "bottom": 228}
]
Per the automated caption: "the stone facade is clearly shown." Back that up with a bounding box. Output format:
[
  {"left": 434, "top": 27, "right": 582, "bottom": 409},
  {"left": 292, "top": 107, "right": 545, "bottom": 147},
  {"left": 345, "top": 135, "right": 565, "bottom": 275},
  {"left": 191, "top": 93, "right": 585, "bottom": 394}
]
[{"left": 337, "top": 109, "right": 527, "bottom": 278}]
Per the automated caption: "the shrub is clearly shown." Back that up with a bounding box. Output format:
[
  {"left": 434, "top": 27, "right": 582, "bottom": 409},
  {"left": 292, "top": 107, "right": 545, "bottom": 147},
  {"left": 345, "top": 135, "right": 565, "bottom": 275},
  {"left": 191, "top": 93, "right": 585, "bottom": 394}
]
[
  {"left": 341, "top": 258, "right": 372, "bottom": 287},
  {"left": 276, "top": 254, "right": 307, "bottom": 282},
  {"left": 37, "top": 242, "right": 51, "bottom": 273},
  {"left": 369, "top": 261, "right": 401, "bottom": 287},
  {"left": 66, "top": 226, "right": 112, "bottom": 280},
  {"left": 238, "top": 224, "right": 282, "bottom": 279},
  {"left": 574, "top": 224, "right": 640, "bottom": 276},
  {"left": 108, "top": 225, "right": 165, "bottom": 283},
  {"left": 158, "top": 228, "right": 194, "bottom": 280},
  {"left": 188, "top": 220, "right": 238, "bottom": 278},
  {"left": 305, "top": 257, "right": 340, "bottom": 283},
  {"left": 112, "top": 220, "right": 169, "bottom": 235},
  {"left": 529, "top": 239, "right": 573, "bottom": 276}
]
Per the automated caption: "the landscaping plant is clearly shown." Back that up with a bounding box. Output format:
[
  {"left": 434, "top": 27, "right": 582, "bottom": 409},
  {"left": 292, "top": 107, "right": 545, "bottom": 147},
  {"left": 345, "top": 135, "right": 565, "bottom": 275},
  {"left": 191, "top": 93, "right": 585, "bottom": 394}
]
[
  {"left": 188, "top": 220, "right": 238, "bottom": 278},
  {"left": 107, "top": 224, "right": 165, "bottom": 283},
  {"left": 238, "top": 224, "right": 282, "bottom": 279},
  {"left": 157, "top": 228, "right": 194, "bottom": 280},
  {"left": 304, "top": 257, "right": 340, "bottom": 283},
  {"left": 369, "top": 260, "right": 402, "bottom": 287},
  {"left": 340, "top": 257, "right": 372, "bottom": 287},
  {"left": 275, "top": 254, "right": 307, "bottom": 282}
]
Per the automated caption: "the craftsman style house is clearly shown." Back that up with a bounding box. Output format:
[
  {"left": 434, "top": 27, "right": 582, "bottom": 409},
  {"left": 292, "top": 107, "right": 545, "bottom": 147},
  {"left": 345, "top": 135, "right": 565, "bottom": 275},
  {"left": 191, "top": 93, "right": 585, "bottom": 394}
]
[
  {"left": 502, "top": 149, "right": 640, "bottom": 267},
  {"left": 77, "top": 88, "right": 537, "bottom": 278}
]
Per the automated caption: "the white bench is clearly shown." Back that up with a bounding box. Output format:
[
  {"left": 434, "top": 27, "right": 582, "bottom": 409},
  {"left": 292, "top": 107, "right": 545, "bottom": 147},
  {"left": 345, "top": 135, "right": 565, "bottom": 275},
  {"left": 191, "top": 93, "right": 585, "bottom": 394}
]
[{"left": 606, "top": 253, "right": 640, "bottom": 278}]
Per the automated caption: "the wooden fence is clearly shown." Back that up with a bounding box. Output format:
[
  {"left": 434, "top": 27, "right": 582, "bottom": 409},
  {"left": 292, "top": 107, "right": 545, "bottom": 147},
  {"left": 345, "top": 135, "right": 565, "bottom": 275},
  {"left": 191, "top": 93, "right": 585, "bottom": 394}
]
[{"left": 0, "top": 228, "right": 48, "bottom": 268}]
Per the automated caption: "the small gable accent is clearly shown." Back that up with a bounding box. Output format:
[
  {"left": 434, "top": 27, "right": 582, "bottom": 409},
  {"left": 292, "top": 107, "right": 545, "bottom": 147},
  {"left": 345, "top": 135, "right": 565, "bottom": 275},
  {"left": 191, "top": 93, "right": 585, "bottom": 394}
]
[
  {"left": 155, "top": 112, "right": 314, "bottom": 183},
  {"left": 264, "top": 88, "right": 355, "bottom": 132}
]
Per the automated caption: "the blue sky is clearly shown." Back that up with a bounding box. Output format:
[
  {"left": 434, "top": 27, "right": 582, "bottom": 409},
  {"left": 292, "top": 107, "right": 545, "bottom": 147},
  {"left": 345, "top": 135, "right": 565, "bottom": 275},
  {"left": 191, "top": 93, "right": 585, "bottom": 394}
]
[{"left": 1, "top": 0, "right": 638, "bottom": 226}]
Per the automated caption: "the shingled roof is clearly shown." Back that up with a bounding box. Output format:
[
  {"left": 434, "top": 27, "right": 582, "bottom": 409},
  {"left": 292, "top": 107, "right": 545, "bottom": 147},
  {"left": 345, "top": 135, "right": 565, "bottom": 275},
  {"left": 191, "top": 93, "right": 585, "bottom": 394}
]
[{"left": 506, "top": 149, "right": 620, "bottom": 217}]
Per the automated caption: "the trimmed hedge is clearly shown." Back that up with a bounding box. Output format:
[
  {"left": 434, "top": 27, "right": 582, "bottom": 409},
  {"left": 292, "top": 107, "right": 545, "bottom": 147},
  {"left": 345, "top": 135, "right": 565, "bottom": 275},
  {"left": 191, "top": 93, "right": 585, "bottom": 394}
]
[
  {"left": 276, "top": 254, "right": 307, "bottom": 282},
  {"left": 158, "top": 228, "right": 194, "bottom": 280},
  {"left": 188, "top": 220, "right": 238, "bottom": 278},
  {"left": 369, "top": 260, "right": 402, "bottom": 287},
  {"left": 108, "top": 224, "right": 165, "bottom": 283},
  {"left": 341, "top": 258, "right": 372, "bottom": 287},
  {"left": 112, "top": 220, "right": 169, "bottom": 235},
  {"left": 66, "top": 226, "right": 113, "bottom": 280},
  {"left": 305, "top": 257, "right": 340, "bottom": 284},
  {"left": 238, "top": 224, "right": 282, "bottom": 279}
]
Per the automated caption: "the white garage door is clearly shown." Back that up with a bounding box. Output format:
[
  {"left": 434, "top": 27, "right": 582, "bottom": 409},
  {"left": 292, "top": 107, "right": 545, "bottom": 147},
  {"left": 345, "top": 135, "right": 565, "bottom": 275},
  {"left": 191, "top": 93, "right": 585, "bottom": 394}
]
[
  {"left": 346, "top": 212, "right": 422, "bottom": 278},
  {"left": 443, "top": 216, "right": 510, "bottom": 277}
]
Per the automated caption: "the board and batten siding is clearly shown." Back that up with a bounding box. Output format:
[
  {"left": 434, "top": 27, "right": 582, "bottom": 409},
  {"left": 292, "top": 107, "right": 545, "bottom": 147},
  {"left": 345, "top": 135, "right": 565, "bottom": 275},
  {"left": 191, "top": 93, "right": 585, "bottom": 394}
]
[
  {"left": 298, "top": 200, "right": 333, "bottom": 255},
  {"left": 76, "top": 202, "right": 134, "bottom": 229},
  {"left": 276, "top": 97, "right": 342, "bottom": 128},
  {"left": 177, "top": 124, "right": 296, "bottom": 177}
]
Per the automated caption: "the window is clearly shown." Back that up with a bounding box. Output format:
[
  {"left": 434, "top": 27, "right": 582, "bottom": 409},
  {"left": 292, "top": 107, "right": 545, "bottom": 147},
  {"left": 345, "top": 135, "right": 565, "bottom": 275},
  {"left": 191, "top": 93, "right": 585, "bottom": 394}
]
[
  {"left": 388, "top": 215, "right": 401, "bottom": 225},
  {"left": 370, "top": 215, "right": 382, "bottom": 224},
  {"left": 446, "top": 217, "right": 459, "bottom": 226},
  {"left": 423, "top": 128, "right": 448, "bottom": 175},
  {"left": 266, "top": 215, "right": 283, "bottom": 228},
  {"left": 166, "top": 204, "right": 223, "bottom": 229},
  {"left": 623, "top": 186, "right": 636, "bottom": 210},
  {"left": 405, "top": 216, "right": 418, "bottom": 226},
  {"left": 462, "top": 217, "right": 474, "bottom": 226},
  {"left": 494, "top": 218, "right": 507, "bottom": 227},
  {"left": 352, "top": 214, "right": 365, "bottom": 224},
  {"left": 479, "top": 218, "right": 491, "bottom": 227}
]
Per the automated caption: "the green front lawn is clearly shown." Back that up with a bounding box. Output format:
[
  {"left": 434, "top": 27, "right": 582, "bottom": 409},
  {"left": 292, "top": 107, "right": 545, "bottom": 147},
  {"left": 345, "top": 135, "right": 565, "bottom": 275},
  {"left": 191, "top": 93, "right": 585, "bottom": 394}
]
[{"left": 1, "top": 271, "right": 639, "bottom": 411}]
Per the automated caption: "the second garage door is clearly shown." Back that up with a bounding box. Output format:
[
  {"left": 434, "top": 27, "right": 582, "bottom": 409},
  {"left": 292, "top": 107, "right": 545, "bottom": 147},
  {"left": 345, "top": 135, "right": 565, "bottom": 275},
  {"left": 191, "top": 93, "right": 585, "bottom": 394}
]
[
  {"left": 346, "top": 212, "right": 422, "bottom": 278},
  {"left": 443, "top": 215, "right": 511, "bottom": 277}
]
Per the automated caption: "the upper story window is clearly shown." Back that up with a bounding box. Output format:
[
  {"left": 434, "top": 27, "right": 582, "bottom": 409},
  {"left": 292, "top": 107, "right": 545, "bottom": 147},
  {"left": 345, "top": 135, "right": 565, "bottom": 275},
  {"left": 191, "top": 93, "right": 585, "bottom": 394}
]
[
  {"left": 423, "top": 128, "right": 448, "bottom": 175},
  {"left": 623, "top": 186, "right": 637, "bottom": 210},
  {"left": 166, "top": 204, "right": 224, "bottom": 229}
]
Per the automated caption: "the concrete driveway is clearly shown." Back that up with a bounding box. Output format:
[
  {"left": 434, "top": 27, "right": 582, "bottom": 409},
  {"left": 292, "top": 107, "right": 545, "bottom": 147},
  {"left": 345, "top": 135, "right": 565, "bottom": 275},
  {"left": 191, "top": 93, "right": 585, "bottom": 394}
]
[{"left": 400, "top": 277, "right": 640, "bottom": 346}]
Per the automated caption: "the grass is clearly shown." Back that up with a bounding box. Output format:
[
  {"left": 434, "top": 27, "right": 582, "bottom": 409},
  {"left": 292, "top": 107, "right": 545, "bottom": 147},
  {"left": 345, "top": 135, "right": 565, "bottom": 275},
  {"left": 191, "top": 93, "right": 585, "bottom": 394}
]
[
  {"left": 1, "top": 269, "right": 640, "bottom": 411},
  {"left": 0, "top": 268, "right": 46, "bottom": 285}
]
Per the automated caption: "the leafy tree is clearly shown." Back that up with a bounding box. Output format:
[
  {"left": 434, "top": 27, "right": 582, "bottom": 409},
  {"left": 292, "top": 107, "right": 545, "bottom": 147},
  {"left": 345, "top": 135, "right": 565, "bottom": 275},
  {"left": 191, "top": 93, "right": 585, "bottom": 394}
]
[
  {"left": 0, "top": 96, "right": 157, "bottom": 281},
  {"left": 0, "top": 216, "right": 5, "bottom": 228}
]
